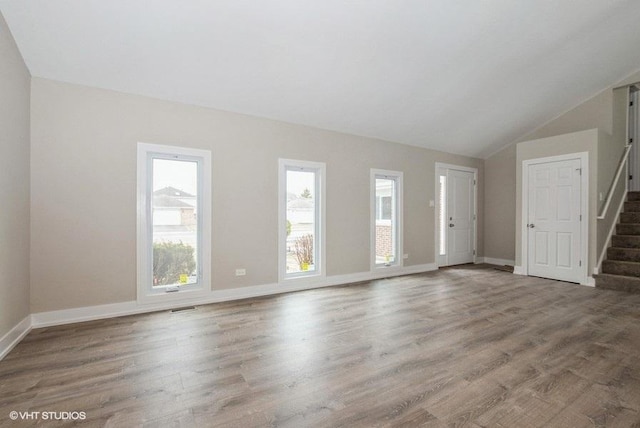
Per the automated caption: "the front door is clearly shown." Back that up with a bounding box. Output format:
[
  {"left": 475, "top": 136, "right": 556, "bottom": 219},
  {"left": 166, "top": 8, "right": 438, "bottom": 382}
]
[
  {"left": 527, "top": 159, "right": 582, "bottom": 283},
  {"left": 447, "top": 169, "right": 475, "bottom": 265}
]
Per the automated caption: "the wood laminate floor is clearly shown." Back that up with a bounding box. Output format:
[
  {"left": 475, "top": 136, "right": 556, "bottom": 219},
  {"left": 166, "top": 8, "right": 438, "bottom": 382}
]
[{"left": 1, "top": 265, "right": 640, "bottom": 427}]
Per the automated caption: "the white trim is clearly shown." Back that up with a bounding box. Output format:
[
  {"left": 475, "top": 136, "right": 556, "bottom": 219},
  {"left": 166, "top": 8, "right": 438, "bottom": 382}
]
[
  {"left": 136, "top": 142, "right": 212, "bottom": 305},
  {"left": 583, "top": 277, "right": 596, "bottom": 287},
  {"left": 477, "top": 257, "right": 515, "bottom": 266},
  {"left": 278, "top": 159, "right": 327, "bottom": 283},
  {"left": 595, "top": 192, "right": 626, "bottom": 274},
  {"left": 0, "top": 316, "right": 32, "bottom": 361},
  {"left": 521, "top": 152, "right": 589, "bottom": 284},
  {"left": 31, "top": 264, "right": 437, "bottom": 329},
  {"left": 513, "top": 265, "right": 526, "bottom": 275},
  {"left": 434, "top": 163, "right": 478, "bottom": 267},
  {"left": 370, "top": 169, "right": 404, "bottom": 271}
]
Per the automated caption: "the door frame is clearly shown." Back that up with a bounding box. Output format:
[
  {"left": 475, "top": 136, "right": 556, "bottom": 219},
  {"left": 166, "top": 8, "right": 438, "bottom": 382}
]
[
  {"left": 520, "top": 152, "right": 589, "bottom": 284},
  {"left": 434, "top": 163, "right": 478, "bottom": 267}
]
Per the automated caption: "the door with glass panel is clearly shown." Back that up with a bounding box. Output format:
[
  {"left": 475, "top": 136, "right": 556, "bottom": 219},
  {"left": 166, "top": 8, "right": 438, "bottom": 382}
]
[{"left": 436, "top": 165, "right": 476, "bottom": 267}]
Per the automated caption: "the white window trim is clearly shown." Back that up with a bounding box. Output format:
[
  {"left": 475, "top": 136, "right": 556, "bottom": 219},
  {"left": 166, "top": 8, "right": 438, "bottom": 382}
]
[
  {"left": 370, "top": 169, "right": 403, "bottom": 271},
  {"left": 136, "top": 142, "right": 212, "bottom": 305},
  {"left": 278, "top": 159, "right": 326, "bottom": 284}
]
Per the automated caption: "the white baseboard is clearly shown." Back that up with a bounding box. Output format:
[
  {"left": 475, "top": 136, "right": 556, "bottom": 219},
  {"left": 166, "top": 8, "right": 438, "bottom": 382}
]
[
  {"left": 509, "top": 266, "right": 595, "bottom": 287},
  {"left": 513, "top": 266, "right": 526, "bottom": 275},
  {"left": 477, "top": 257, "right": 515, "bottom": 266},
  {"left": 31, "top": 263, "right": 437, "bottom": 329},
  {"left": 0, "top": 316, "right": 32, "bottom": 361}
]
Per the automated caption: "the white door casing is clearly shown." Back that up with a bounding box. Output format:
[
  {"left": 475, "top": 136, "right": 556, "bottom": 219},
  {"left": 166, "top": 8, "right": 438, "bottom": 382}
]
[
  {"left": 435, "top": 163, "right": 477, "bottom": 267},
  {"left": 522, "top": 153, "right": 588, "bottom": 284},
  {"left": 447, "top": 169, "right": 475, "bottom": 265}
]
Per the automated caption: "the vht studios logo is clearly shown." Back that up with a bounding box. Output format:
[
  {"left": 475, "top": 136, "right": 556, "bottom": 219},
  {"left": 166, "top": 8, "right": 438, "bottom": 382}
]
[{"left": 10, "top": 411, "right": 87, "bottom": 421}]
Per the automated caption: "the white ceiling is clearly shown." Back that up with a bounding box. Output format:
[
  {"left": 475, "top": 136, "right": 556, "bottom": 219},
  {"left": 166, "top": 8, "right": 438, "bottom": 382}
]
[{"left": 3, "top": 1, "right": 640, "bottom": 158}]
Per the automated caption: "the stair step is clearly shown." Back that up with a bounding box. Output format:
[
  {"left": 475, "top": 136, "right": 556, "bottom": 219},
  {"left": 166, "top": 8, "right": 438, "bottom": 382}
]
[
  {"left": 620, "top": 212, "right": 640, "bottom": 223},
  {"left": 616, "top": 224, "right": 640, "bottom": 235},
  {"left": 607, "top": 247, "right": 640, "bottom": 262},
  {"left": 611, "top": 235, "right": 640, "bottom": 248},
  {"left": 594, "top": 273, "right": 640, "bottom": 294},
  {"left": 627, "top": 191, "right": 640, "bottom": 202},
  {"left": 602, "top": 260, "right": 640, "bottom": 277},
  {"left": 624, "top": 201, "right": 640, "bottom": 212}
]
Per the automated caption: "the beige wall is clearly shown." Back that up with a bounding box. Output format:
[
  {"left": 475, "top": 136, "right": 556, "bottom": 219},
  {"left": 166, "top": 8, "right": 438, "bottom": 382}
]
[
  {"left": 30, "top": 78, "right": 483, "bottom": 313},
  {"left": 483, "top": 144, "right": 516, "bottom": 261},
  {"left": 515, "top": 69, "right": 640, "bottom": 145},
  {"left": 483, "top": 68, "right": 640, "bottom": 264},
  {"left": 0, "top": 13, "right": 30, "bottom": 337},
  {"left": 595, "top": 88, "right": 629, "bottom": 264},
  {"left": 517, "top": 90, "right": 613, "bottom": 142},
  {"left": 515, "top": 129, "right": 599, "bottom": 274}
]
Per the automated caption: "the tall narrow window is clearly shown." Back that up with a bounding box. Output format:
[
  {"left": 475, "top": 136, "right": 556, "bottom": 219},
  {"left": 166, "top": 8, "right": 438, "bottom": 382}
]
[
  {"left": 371, "top": 169, "right": 403, "bottom": 269},
  {"left": 279, "top": 159, "right": 326, "bottom": 281},
  {"left": 137, "top": 143, "right": 211, "bottom": 303}
]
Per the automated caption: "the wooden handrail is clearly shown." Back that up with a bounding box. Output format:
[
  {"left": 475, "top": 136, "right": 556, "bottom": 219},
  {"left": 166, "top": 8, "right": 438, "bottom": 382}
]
[{"left": 597, "top": 144, "right": 632, "bottom": 220}]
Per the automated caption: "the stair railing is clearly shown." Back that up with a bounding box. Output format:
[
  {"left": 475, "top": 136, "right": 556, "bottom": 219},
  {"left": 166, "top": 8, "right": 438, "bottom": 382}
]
[
  {"left": 597, "top": 144, "right": 632, "bottom": 220},
  {"left": 595, "top": 144, "right": 632, "bottom": 274}
]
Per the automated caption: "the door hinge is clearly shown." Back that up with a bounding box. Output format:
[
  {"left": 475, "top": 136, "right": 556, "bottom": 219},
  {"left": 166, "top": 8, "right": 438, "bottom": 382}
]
[
  {"left": 630, "top": 138, "right": 634, "bottom": 144},
  {"left": 473, "top": 250, "right": 476, "bottom": 256},
  {"left": 631, "top": 175, "right": 634, "bottom": 181},
  {"left": 631, "top": 101, "right": 634, "bottom": 107},
  {"left": 473, "top": 179, "right": 476, "bottom": 185},
  {"left": 579, "top": 260, "right": 582, "bottom": 267},
  {"left": 576, "top": 168, "right": 582, "bottom": 175},
  {"left": 579, "top": 214, "right": 582, "bottom": 221}
]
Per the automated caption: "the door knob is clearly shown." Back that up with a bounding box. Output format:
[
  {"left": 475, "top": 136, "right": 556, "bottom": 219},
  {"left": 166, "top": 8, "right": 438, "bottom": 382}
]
[
  {"left": 449, "top": 223, "right": 455, "bottom": 227},
  {"left": 527, "top": 223, "right": 535, "bottom": 228}
]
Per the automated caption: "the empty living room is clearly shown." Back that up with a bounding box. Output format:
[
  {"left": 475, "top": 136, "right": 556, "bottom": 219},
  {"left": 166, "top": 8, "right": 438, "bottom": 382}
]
[{"left": 2, "top": 1, "right": 640, "bottom": 427}]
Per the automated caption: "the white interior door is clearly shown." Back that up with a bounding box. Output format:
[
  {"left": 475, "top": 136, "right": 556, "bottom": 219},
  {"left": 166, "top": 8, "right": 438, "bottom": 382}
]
[
  {"left": 527, "top": 159, "right": 582, "bottom": 283},
  {"left": 446, "top": 169, "right": 475, "bottom": 265}
]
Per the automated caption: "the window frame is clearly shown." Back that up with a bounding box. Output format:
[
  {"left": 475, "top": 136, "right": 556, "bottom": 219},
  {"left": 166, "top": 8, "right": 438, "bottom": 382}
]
[
  {"left": 370, "top": 169, "right": 403, "bottom": 271},
  {"left": 278, "top": 158, "right": 326, "bottom": 283},
  {"left": 137, "top": 142, "right": 212, "bottom": 304}
]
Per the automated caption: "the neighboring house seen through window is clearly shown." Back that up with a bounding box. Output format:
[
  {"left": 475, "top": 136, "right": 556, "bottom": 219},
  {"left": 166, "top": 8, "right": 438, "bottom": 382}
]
[{"left": 279, "top": 159, "right": 326, "bottom": 282}]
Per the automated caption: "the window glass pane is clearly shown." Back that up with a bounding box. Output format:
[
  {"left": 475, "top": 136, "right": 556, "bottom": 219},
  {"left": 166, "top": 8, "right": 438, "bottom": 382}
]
[
  {"left": 381, "top": 196, "right": 392, "bottom": 220},
  {"left": 152, "top": 158, "right": 198, "bottom": 287},
  {"left": 286, "top": 169, "right": 316, "bottom": 275},
  {"left": 375, "top": 178, "right": 396, "bottom": 265},
  {"left": 439, "top": 175, "right": 447, "bottom": 256}
]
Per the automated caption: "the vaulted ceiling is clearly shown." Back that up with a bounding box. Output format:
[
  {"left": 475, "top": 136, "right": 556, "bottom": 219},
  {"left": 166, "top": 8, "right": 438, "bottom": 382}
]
[{"left": 3, "top": 0, "right": 640, "bottom": 158}]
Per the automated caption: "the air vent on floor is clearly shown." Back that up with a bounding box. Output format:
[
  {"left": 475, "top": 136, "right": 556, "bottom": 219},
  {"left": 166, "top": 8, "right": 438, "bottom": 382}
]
[{"left": 170, "top": 306, "right": 196, "bottom": 313}]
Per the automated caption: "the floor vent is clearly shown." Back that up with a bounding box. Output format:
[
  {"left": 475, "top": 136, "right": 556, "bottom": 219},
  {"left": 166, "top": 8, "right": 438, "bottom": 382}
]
[{"left": 170, "top": 306, "right": 197, "bottom": 313}]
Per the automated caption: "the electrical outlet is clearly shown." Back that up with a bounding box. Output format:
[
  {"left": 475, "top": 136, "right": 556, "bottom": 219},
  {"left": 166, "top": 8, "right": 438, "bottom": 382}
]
[
  {"left": 429, "top": 200, "right": 435, "bottom": 207},
  {"left": 403, "top": 253, "right": 409, "bottom": 259},
  {"left": 235, "top": 269, "right": 246, "bottom": 276}
]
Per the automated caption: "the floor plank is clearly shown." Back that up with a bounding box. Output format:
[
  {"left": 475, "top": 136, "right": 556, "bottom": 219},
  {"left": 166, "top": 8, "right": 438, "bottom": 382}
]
[{"left": 1, "top": 264, "right": 640, "bottom": 427}]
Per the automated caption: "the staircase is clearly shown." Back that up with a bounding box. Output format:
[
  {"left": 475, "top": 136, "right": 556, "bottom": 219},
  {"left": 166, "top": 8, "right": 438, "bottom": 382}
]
[{"left": 595, "top": 191, "right": 640, "bottom": 293}]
